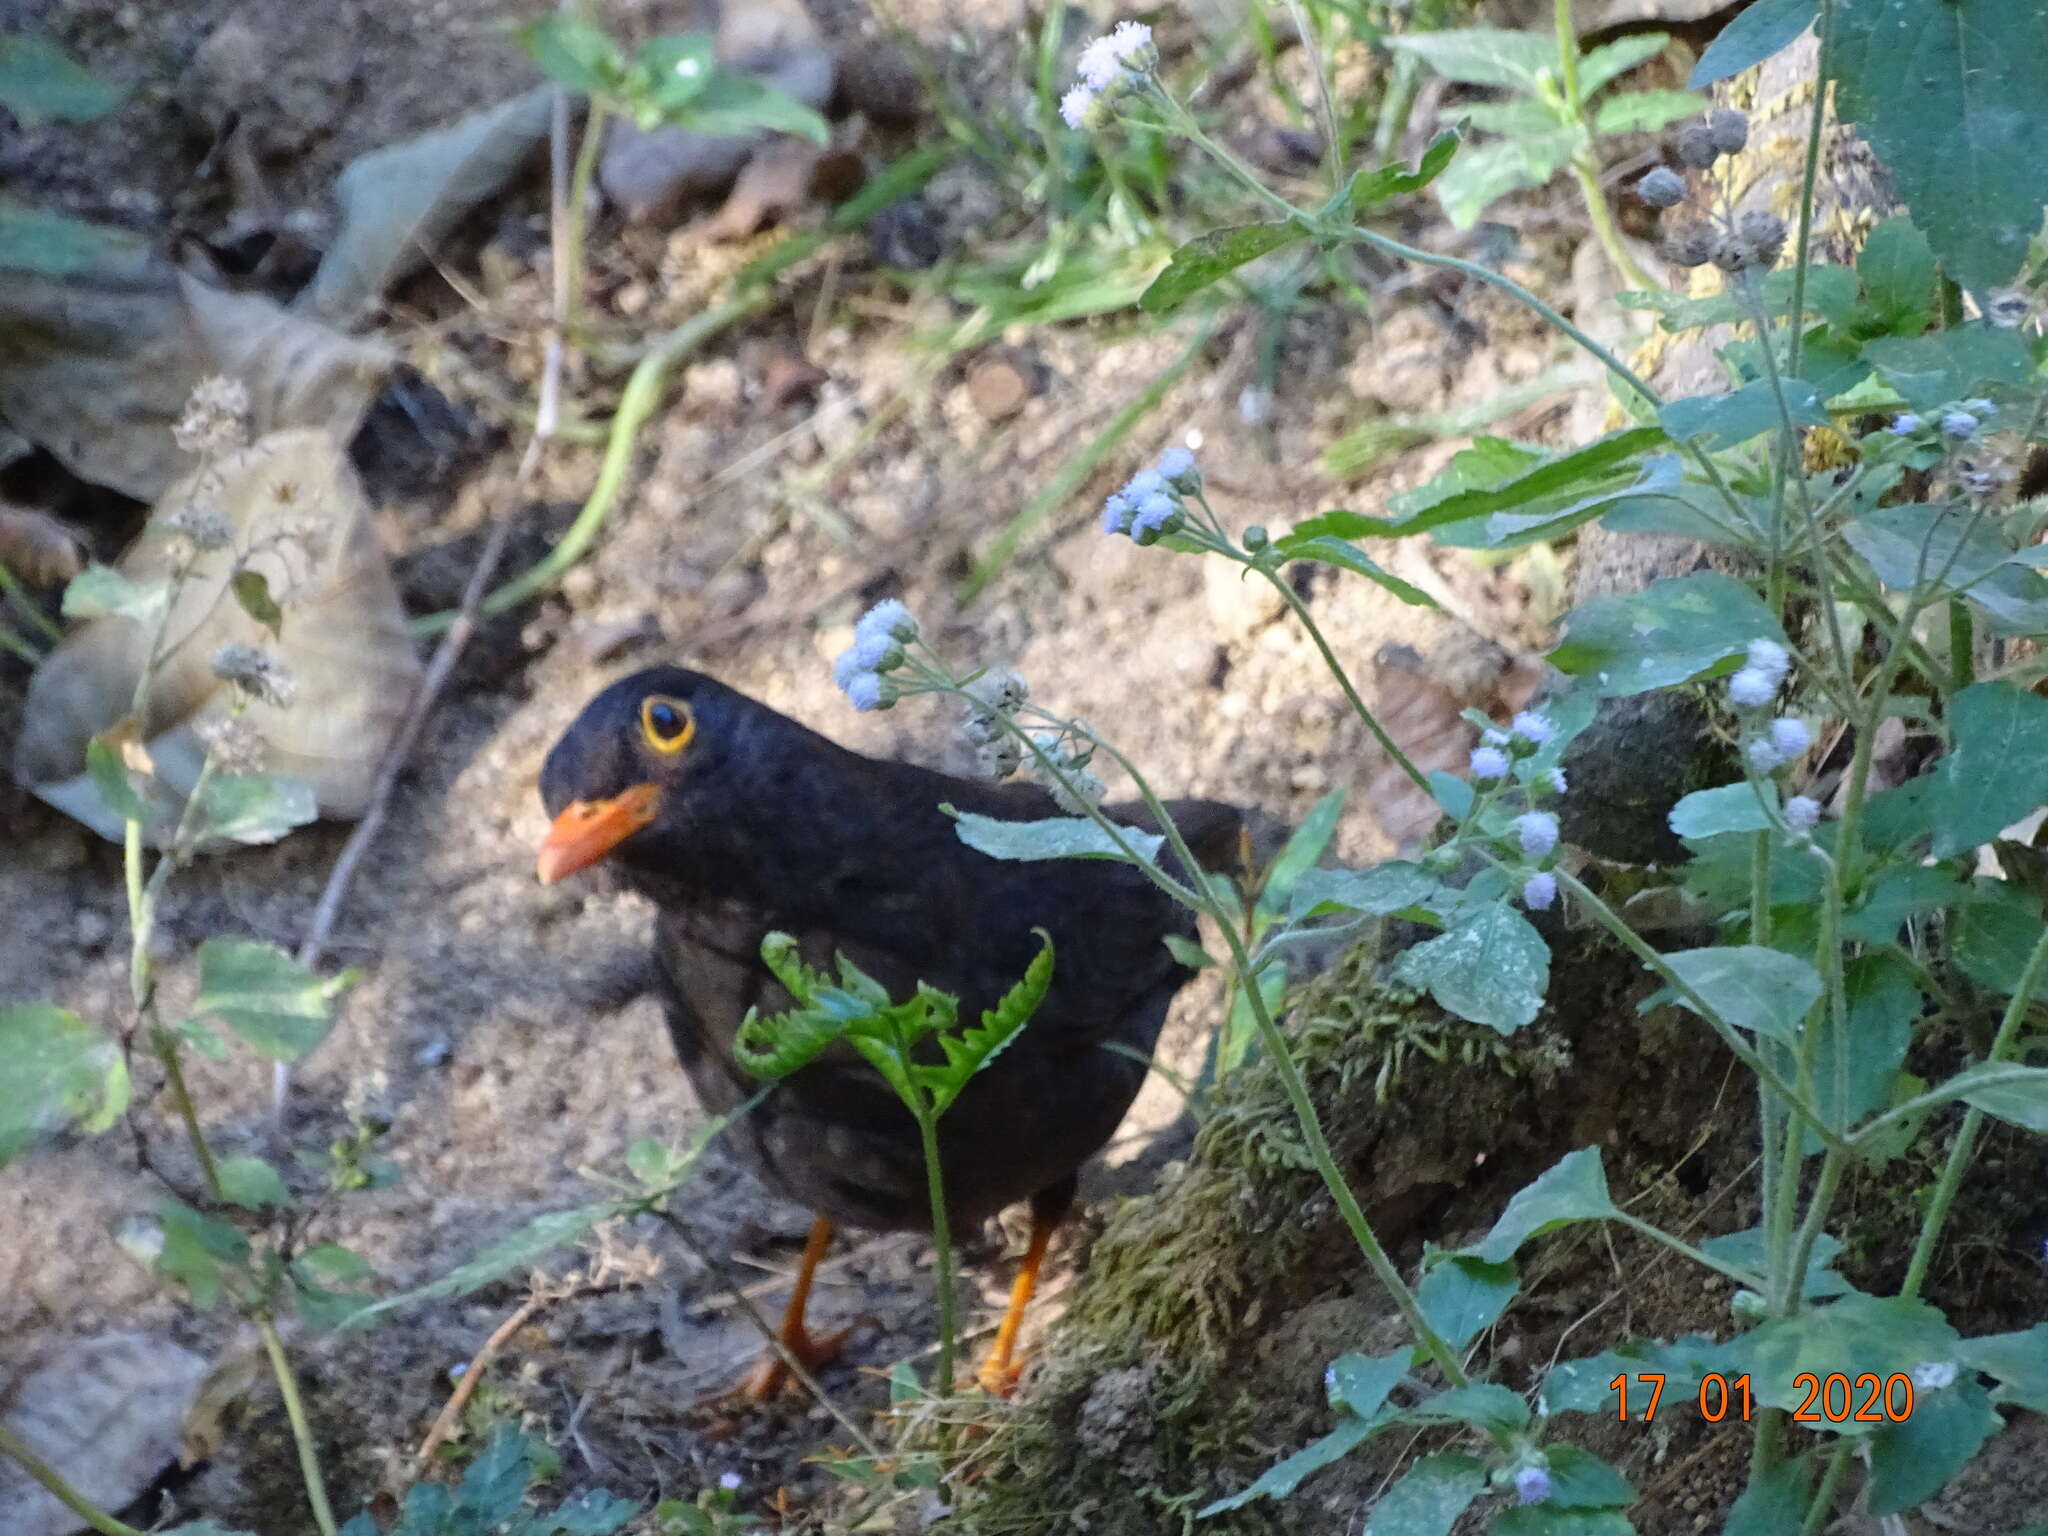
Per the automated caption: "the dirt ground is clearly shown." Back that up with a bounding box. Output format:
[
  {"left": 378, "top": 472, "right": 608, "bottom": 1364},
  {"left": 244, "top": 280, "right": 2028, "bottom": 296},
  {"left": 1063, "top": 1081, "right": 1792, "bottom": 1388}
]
[{"left": 6, "top": 1, "right": 2046, "bottom": 1533}]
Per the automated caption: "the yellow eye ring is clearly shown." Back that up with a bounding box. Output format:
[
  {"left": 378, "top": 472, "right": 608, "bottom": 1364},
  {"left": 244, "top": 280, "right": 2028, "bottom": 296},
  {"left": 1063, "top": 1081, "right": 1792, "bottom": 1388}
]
[{"left": 640, "top": 695, "right": 695, "bottom": 755}]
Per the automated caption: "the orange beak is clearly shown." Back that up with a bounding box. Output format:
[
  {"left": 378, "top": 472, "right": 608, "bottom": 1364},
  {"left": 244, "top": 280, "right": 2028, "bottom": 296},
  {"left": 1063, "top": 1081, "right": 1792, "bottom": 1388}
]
[{"left": 536, "top": 783, "right": 662, "bottom": 883}]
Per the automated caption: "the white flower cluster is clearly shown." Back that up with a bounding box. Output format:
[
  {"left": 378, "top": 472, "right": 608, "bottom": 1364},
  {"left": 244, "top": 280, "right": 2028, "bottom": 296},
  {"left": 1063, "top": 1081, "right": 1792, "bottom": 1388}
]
[
  {"left": 1469, "top": 710, "right": 1557, "bottom": 782},
  {"left": 173, "top": 374, "right": 250, "bottom": 459},
  {"left": 1101, "top": 443, "right": 1200, "bottom": 545},
  {"left": 961, "top": 667, "right": 1032, "bottom": 778},
  {"left": 1027, "top": 725, "right": 1106, "bottom": 812},
  {"left": 833, "top": 600, "right": 918, "bottom": 712},
  {"left": 210, "top": 642, "right": 296, "bottom": 708},
  {"left": 1060, "top": 21, "right": 1157, "bottom": 130},
  {"left": 1728, "top": 638, "right": 1790, "bottom": 709}
]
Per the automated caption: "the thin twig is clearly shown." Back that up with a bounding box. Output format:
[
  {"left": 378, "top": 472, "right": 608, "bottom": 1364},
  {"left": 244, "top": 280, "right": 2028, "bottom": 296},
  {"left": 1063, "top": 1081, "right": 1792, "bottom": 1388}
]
[{"left": 413, "top": 1291, "right": 554, "bottom": 1473}]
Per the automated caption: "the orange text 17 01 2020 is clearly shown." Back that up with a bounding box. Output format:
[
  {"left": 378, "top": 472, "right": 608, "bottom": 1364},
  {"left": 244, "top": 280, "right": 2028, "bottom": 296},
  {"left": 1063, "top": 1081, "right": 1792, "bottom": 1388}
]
[{"left": 1608, "top": 1372, "right": 1917, "bottom": 1423}]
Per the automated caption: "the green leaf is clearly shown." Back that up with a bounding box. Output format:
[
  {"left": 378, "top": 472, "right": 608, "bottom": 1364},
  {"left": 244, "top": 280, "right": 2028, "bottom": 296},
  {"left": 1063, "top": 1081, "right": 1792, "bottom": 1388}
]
[
  {"left": 1842, "top": 501, "right": 2012, "bottom": 597},
  {"left": 1162, "top": 934, "right": 1215, "bottom": 969},
  {"left": 1856, "top": 216, "right": 1937, "bottom": 336},
  {"left": 230, "top": 570, "right": 283, "bottom": 637},
  {"left": 1841, "top": 865, "right": 1962, "bottom": 944},
  {"left": 1963, "top": 563, "right": 2048, "bottom": 637},
  {"left": 1277, "top": 537, "right": 1438, "bottom": 604},
  {"left": 1929, "top": 684, "right": 2048, "bottom": 857},
  {"left": 1951, "top": 879, "right": 2048, "bottom": 997},
  {"left": 1326, "top": 1349, "right": 1411, "bottom": 1418},
  {"left": 1432, "top": 131, "right": 1580, "bottom": 229},
  {"left": 1491, "top": 1509, "right": 1635, "bottom": 1536},
  {"left": 1593, "top": 90, "right": 1701, "bottom": 136},
  {"left": 154, "top": 1199, "right": 252, "bottom": 1309},
  {"left": 1949, "top": 1060, "right": 2048, "bottom": 1132},
  {"left": 1667, "top": 783, "right": 1774, "bottom": 840},
  {"left": 86, "top": 733, "right": 148, "bottom": 825},
  {"left": 191, "top": 939, "right": 354, "bottom": 1063},
  {"left": 61, "top": 563, "right": 166, "bottom": 622},
  {"left": 1861, "top": 324, "right": 2034, "bottom": 413},
  {"left": 1660, "top": 946, "right": 1820, "bottom": 1047},
  {"left": 1382, "top": 427, "right": 1665, "bottom": 541},
  {"left": 1719, "top": 1455, "right": 1809, "bottom": 1536},
  {"left": 1362, "top": 1453, "right": 1487, "bottom": 1536},
  {"left": 1578, "top": 33, "right": 1672, "bottom": 95},
  {"left": 1745, "top": 1294, "right": 1961, "bottom": 1424},
  {"left": 1542, "top": 1334, "right": 1759, "bottom": 1415},
  {"left": 1432, "top": 454, "right": 1685, "bottom": 552},
  {"left": 1393, "top": 900, "right": 1550, "bottom": 1034},
  {"left": 1867, "top": 1376, "right": 1999, "bottom": 1514},
  {"left": 1958, "top": 1322, "right": 2048, "bottom": 1414},
  {"left": 0, "top": 1002, "right": 130, "bottom": 1167},
  {"left": 948, "top": 808, "right": 1163, "bottom": 865},
  {"left": 1701, "top": 1226, "right": 1847, "bottom": 1297},
  {"left": 1551, "top": 571, "right": 1784, "bottom": 697},
  {"left": 516, "top": 12, "right": 627, "bottom": 95},
  {"left": 1660, "top": 378, "right": 1827, "bottom": 450},
  {"left": 1543, "top": 1445, "right": 1636, "bottom": 1509},
  {"left": 217, "top": 1153, "right": 292, "bottom": 1210},
  {"left": 294, "top": 1243, "right": 375, "bottom": 1287},
  {"left": 1197, "top": 1416, "right": 1377, "bottom": 1514},
  {"left": 1692, "top": 0, "right": 1816, "bottom": 86},
  {"left": 1140, "top": 221, "right": 1307, "bottom": 313},
  {"left": 663, "top": 69, "right": 830, "bottom": 143},
  {"left": 0, "top": 33, "right": 123, "bottom": 123},
  {"left": 189, "top": 772, "right": 319, "bottom": 847},
  {"left": 1804, "top": 951, "right": 1919, "bottom": 1154},
  {"left": 1346, "top": 127, "right": 1463, "bottom": 209},
  {"left": 1477, "top": 1147, "right": 1618, "bottom": 1263},
  {"left": 1290, "top": 862, "right": 1445, "bottom": 919},
  {"left": 632, "top": 33, "right": 717, "bottom": 112},
  {"left": 162, "top": 1521, "right": 262, "bottom": 1536},
  {"left": 925, "top": 932, "right": 1053, "bottom": 1114},
  {"left": 1257, "top": 791, "right": 1344, "bottom": 918},
  {"left": 341, "top": 1202, "right": 612, "bottom": 1327},
  {"left": 1830, "top": 0, "right": 2048, "bottom": 291},
  {"left": 1410, "top": 1381, "right": 1530, "bottom": 1435},
  {"left": 1417, "top": 1255, "right": 1518, "bottom": 1350},
  {"left": 1456, "top": 98, "right": 1564, "bottom": 137},
  {"left": 1622, "top": 264, "right": 1859, "bottom": 333},
  {"left": 1386, "top": 28, "right": 1558, "bottom": 90},
  {"left": 0, "top": 200, "right": 133, "bottom": 275}
]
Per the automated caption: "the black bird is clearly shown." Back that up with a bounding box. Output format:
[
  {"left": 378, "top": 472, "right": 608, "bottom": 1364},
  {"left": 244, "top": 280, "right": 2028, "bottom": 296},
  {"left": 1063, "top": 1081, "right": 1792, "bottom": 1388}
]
[{"left": 536, "top": 666, "right": 1241, "bottom": 1393}]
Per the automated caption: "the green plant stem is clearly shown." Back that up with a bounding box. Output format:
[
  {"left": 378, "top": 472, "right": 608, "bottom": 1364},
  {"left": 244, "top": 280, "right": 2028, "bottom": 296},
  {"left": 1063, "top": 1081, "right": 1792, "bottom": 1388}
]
[
  {"left": 914, "top": 1107, "right": 959, "bottom": 1390},
  {"left": 1750, "top": 830, "right": 1784, "bottom": 1293},
  {"left": 0, "top": 558, "right": 63, "bottom": 643},
  {"left": 1371, "top": 0, "right": 1453, "bottom": 160},
  {"left": 0, "top": 1423, "right": 151, "bottom": 1536},
  {"left": 411, "top": 287, "right": 771, "bottom": 637},
  {"left": 1899, "top": 921, "right": 2048, "bottom": 1298},
  {"left": 1551, "top": 867, "right": 1843, "bottom": 1149},
  {"left": 1281, "top": 0, "right": 1344, "bottom": 192},
  {"left": 259, "top": 1315, "right": 339, "bottom": 1536},
  {"left": 1552, "top": 0, "right": 1652, "bottom": 290},
  {"left": 153, "top": 1029, "right": 224, "bottom": 1197},
  {"left": 1785, "top": 0, "right": 1834, "bottom": 381},
  {"left": 0, "top": 614, "right": 40, "bottom": 662},
  {"left": 561, "top": 99, "right": 609, "bottom": 335},
  {"left": 1254, "top": 562, "right": 1431, "bottom": 794},
  {"left": 1948, "top": 599, "right": 1974, "bottom": 690},
  {"left": 1799, "top": 1441, "right": 1854, "bottom": 1536}
]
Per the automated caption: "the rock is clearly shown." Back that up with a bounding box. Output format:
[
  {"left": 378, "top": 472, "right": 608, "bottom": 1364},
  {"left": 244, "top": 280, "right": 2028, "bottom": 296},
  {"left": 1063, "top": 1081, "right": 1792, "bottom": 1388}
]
[{"left": 966, "top": 352, "right": 1035, "bottom": 421}]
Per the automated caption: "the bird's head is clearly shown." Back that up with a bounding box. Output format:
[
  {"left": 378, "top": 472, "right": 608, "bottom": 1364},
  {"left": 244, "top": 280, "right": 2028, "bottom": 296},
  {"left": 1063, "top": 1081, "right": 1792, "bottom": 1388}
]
[{"left": 536, "top": 666, "right": 753, "bottom": 884}]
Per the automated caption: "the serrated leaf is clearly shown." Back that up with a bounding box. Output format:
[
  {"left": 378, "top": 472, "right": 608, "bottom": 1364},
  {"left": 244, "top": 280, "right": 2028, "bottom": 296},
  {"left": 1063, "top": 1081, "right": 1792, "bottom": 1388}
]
[
  {"left": 61, "top": 562, "right": 166, "bottom": 622},
  {"left": 1410, "top": 1381, "right": 1530, "bottom": 1434},
  {"left": 1417, "top": 1255, "right": 1518, "bottom": 1350},
  {"left": 1841, "top": 865, "right": 1962, "bottom": 944},
  {"left": 1326, "top": 1349, "right": 1411, "bottom": 1417},
  {"left": 1432, "top": 131, "right": 1580, "bottom": 229},
  {"left": 1579, "top": 33, "right": 1672, "bottom": 95},
  {"left": 662, "top": 68, "right": 828, "bottom": 143},
  {"left": 1668, "top": 783, "right": 1774, "bottom": 840},
  {"left": 1163, "top": 934, "right": 1215, "bottom": 968},
  {"left": 189, "top": 772, "right": 320, "bottom": 847},
  {"left": 1719, "top": 1455, "right": 1808, "bottom": 1536},
  {"left": 1958, "top": 1322, "right": 2048, "bottom": 1414},
  {"left": 0, "top": 33, "right": 123, "bottom": 123},
  {"left": 949, "top": 808, "right": 1163, "bottom": 865},
  {"left": 154, "top": 1199, "right": 252, "bottom": 1309},
  {"left": 1491, "top": 1507, "right": 1635, "bottom": 1536},
  {"left": 1830, "top": 0, "right": 2048, "bottom": 292},
  {"left": 1951, "top": 878, "right": 2048, "bottom": 997},
  {"left": 0, "top": 1001, "right": 130, "bottom": 1166},
  {"left": 1543, "top": 1445, "right": 1636, "bottom": 1509},
  {"left": 632, "top": 33, "right": 717, "bottom": 112},
  {"left": 1803, "top": 951, "right": 1919, "bottom": 1154},
  {"left": 230, "top": 569, "right": 283, "bottom": 636},
  {"left": 1692, "top": 0, "right": 1816, "bottom": 86},
  {"left": 1551, "top": 571, "right": 1784, "bottom": 697},
  {"left": 1948, "top": 1060, "right": 2048, "bottom": 1132},
  {"left": 191, "top": 939, "right": 354, "bottom": 1063},
  {"left": 1346, "top": 127, "right": 1464, "bottom": 209},
  {"left": 1928, "top": 684, "right": 2048, "bottom": 858},
  {"left": 1862, "top": 324, "right": 2034, "bottom": 413},
  {"left": 1278, "top": 536, "right": 1438, "bottom": 603},
  {"left": 516, "top": 12, "right": 626, "bottom": 95},
  {"left": 1386, "top": 28, "right": 1558, "bottom": 90},
  {"left": 1594, "top": 90, "right": 1701, "bottom": 136},
  {"left": 1290, "top": 861, "right": 1444, "bottom": 919},
  {"left": 217, "top": 1153, "right": 291, "bottom": 1210},
  {"left": 1856, "top": 216, "right": 1936, "bottom": 336},
  {"left": 1867, "top": 1376, "right": 1999, "bottom": 1513},
  {"left": 1744, "top": 1294, "right": 1961, "bottom": 1424},
  {"left": 1140, "top": 221, "right": 1308, "bottom": 313},
  {"left": 1660, "top": 945, "right": 1821, "bottom": 1047},
  {"left": 1659, "top": 378, "right": 1828, "bottom": 450},
  {"left": 1477, "top": 1147, "right": 1617, "bottom": 1263},
  {"left": 1383, "top": 427, "right": 1665, "bottom": 541},
  {"left": 926, "top": 932, "right": 1051, "bottom": 1113},
  {"left": 1258, "top": 790, "right": 1344, "bottom": 917},
  {"left": 1843, "top": 501, "right": 2012, "bottom": 597},
  {"left": 1197, "top": 1416, "right": 1377, "bottom": 1514},
  {"left": 1393, "top": 900, "right": 1549, "bottom": 1033},
  {"left": 1363, "top": 1452, "right": 1487, "bottom": 1536},
  {"left": 1701, "top": 1226, "right": 1846, "bottom": 1296}
]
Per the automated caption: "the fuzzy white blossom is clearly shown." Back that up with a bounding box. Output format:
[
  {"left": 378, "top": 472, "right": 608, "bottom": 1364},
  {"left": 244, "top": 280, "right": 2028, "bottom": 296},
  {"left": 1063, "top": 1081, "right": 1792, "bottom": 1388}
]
[
  {"left": 845, "top": 672, "right": 891, "bottom": 712},
  {"left": 1547, "top": 767, "right": 1568, "bottom": 795},
  {"left": 1514, "top": 1465, "right": 1552, "bottom": 1506},
  {"left": 856, "top": 598, "right": 918, "bottom": 645},
  {"left": 1941, "top": 410, "right": 1979, "bottom": 439},
  {"left": 719, "top": 1471, "right": 744, "bottom": 1492},
  {"left": 1515, "top": 812, "right": 1559, "bottom": 857},
  {"left": 1060, "top": 83, "right": 1101, "bottom": 130},
  {"left": 1747, "top": 736, "right": 1787, "bottom": 774},
  {"left": 1728, "top": 666, "right": 1777, "bottom": 709},
  {"left": 1746, "top": 638, "right": 1790, "bottom": 682},
  {"left": 1512, "top": 711, "right": 1555, "bottom": 746},
  {"left": 1522, "top": 872, "right": 1558, "bottom": 911},
  {"left": 1076, "top": 20, "right": 1155, "bottom": 89},
  {"left": 172, "top": 375, "right": 250, "bottom": 457},
  {"left": 1101, "top": 491, "right": 1134, "bottom": 534},
  {"left": 1767, "top": 717, "right": 1811, "bottom": 760},
  {"left": 1470, "top": 745, "right": 1509, "bottom": 780},
  {"left": 1784, "top": 795, "right": 1820, "bottom": 830}
]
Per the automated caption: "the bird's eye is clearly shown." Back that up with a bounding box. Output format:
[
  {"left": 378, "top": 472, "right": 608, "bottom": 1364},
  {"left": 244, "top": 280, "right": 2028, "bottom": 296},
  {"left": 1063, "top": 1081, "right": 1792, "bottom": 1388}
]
[{"left": 640, "top": 695, "right": 695, "bottom": 755}]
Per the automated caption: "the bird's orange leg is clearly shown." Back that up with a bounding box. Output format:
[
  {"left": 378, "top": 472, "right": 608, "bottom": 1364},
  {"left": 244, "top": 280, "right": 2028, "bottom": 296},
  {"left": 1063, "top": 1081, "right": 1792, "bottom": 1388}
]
[
  {"left": 738, "top": 1216, "right": 859, "bottom": 1399},
  {"left": 975, "top": 1213, "right": 1057, "bottom": 1396}
]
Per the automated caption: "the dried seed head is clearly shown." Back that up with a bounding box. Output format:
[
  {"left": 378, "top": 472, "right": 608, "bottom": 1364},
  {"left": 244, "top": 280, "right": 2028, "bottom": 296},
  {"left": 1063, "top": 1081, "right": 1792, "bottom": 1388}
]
[
  {"left": 1636, "top": 166, "right": 1687, "bottom": 208},
  {"left": 1672, "top": 121, "right": 1719, "bottom": 170},
  {"left": 172, "top": 375, "right": 250, "bottom": 458},
  {"left": 1710, "top": 234, "right": 1751, "bottom": 272},
  {"left": 162, "top": 501, "right": 235, "bottom": 553},
  {"left": 210, "top": 642, "right": 296, "bottom": 708},
  {"left": 976, "top": 737, "right": 1022, "bottom": 780},
  {"left": 1737, "top": 210, "right": 1787, "bottom": 267},
  {"left": 1707, "top": 108, "right": 1750, "bottom": 156},
  {"left": 1661, "top": 221, "right": 1718, "bottom": 268}
]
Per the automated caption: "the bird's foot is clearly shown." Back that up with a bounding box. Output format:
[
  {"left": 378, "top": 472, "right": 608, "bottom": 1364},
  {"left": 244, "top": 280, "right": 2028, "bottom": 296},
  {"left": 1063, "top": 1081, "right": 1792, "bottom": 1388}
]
[
  {"left": 973, "top": 1349, "right": 1031, "bottom": 1399},
  {"left": 733, "top": 1316, "right": 870, "bottom": 1401}
]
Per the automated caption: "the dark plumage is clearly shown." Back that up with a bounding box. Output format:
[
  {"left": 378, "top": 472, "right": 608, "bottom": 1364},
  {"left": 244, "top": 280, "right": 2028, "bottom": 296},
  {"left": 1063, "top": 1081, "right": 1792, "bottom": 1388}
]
[{"left": 537, "top": 665, "right": 1241, "bottom": 1390}]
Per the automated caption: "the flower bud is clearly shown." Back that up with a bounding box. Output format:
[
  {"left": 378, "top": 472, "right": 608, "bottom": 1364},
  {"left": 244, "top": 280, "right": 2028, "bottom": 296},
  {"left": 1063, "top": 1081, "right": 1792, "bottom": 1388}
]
[
  {"left": 1707, "top": 108, "right": 1750, "bottom": 155},
  {"left": 1242, "top": 524, "right": 1269, "bottom": 552},
  {"left": 1662, "top": 221, "right": 1718, "bottom": 268},
  {"left": 1636, "top": 166, "right": 1686, "bottom": 208},
  {"left": 1672, "top": 121, "right": 1719, "bottom": 170}
]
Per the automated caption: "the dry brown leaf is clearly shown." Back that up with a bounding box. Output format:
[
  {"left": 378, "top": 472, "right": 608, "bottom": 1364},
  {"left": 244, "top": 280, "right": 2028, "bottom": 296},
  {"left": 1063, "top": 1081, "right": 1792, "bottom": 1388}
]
[
  {"left": 0, "top": 504, "right": 86, "bottom": 585},
  {"left": 14, "top": 428, "right": 422, "bottom": 843},
  {"left": 0, "top": 1332, "right": 209, "bottom": 1536},
  {"left": 298, "top": 86, "right": 554, "bottom": 326},
  {"left": 0, "top": 246, "right": 391, "bottom": 501}
]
